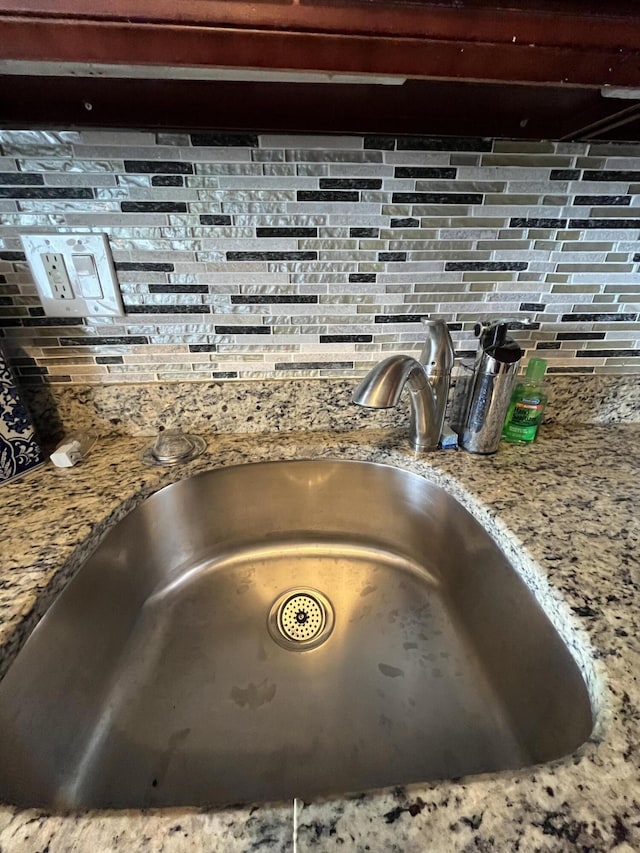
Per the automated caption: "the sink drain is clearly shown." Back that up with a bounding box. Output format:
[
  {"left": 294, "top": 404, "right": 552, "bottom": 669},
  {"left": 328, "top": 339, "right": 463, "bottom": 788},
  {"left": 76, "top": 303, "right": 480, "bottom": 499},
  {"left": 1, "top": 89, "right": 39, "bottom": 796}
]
[{"left": 268, "top": 588, "right": 334, "bottom": 651}]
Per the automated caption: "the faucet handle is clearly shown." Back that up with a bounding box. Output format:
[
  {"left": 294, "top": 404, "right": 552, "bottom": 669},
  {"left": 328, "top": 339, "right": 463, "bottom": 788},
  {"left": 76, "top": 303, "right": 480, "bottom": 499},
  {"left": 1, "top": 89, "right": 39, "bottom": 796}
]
[{"left": 419, "top": 317, "right": 455, "bottom": 374}]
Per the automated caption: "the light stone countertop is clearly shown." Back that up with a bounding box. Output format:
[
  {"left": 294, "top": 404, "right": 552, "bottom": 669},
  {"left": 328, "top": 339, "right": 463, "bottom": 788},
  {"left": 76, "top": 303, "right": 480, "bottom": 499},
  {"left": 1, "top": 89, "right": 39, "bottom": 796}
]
[{"left": 0, "top": 424, "right": 639, "bottom": 852}]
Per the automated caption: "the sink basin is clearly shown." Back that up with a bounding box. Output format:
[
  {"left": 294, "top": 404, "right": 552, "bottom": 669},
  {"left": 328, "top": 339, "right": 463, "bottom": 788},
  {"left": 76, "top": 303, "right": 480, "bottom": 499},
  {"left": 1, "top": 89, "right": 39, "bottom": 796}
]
[{"left": 0, "top": 460, "right": 593, "bottom": 809}]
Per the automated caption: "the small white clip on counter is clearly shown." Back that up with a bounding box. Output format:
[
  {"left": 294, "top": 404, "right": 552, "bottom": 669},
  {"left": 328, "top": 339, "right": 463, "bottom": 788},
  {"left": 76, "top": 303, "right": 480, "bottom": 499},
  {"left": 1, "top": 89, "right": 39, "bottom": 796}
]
[{"left": 50, "top": 432, "right": 96, "bottom": 468}]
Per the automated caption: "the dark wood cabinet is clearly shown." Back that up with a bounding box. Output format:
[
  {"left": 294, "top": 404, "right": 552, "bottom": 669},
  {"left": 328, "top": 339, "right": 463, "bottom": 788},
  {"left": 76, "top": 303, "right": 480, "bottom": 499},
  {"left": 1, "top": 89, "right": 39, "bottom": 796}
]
[{"left": 1, "top": 1, "right": 640, "bottom": 139}]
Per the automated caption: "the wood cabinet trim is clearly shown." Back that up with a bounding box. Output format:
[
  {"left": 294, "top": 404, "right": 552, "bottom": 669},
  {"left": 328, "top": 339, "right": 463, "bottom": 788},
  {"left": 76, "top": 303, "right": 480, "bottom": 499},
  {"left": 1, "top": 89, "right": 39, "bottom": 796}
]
[{"left": 2, "top": 17, "right": 640, "bottom": 87}]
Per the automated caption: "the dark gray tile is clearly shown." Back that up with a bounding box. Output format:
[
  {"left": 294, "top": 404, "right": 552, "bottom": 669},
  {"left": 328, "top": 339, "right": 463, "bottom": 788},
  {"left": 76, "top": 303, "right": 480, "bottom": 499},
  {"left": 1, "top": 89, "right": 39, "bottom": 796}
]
[
  {"left": 297, "top": 191, "right": 359, "bottom": 202},
  {"left": 0, "top": 173, "right": 44, "bottom": 185},
  {"left": 124, "top": 161, "right": 193, "bottom": 174},
  {"left": 231, "top": 295, "right": 317, "bottom": 304},
  {"left": 125, "top": 305, "right": 210, "bottom": 314},
  {"left": 60, "top": 335, "right": 150, "bottom": 346},
  {"left": 149, "top": 285, "right": 208, "bottom": 294},
  {"left": 151, "top": 175, "right": 185, "bottom": 187},
  {"left": 275, "top": 361, "right": 354, "bottom": 370},
  {"left": 547, "top": 366, "right": 594, "bottom": 373},
  {"left": 0, "top": 252, "right": 26, "bottom": 261},
  {"left": 396, "top": 136, "right": 491, "bottom": 152},
  {"left": 577, "top": 349, "right": 640, "bottom": 357},
  {"left": 200, "top": 215, "right": 232, "bottom": 225},
  {"left": 22, "top": 317, "right": 83, "bottom": 327},
  {"left": 115, "top": 262, "right": 174, "bottom": 272},
  {"left": 561, "top": 313, "right": 637, "bottom": 322},
  {"left": 227, "top": 251, "right": 317, "bottom": 261},
  {"left": 569, "top": 219, "right": 640, "bottom": 229},
  {"left": 9, "top": 356, "right": 38, "bottom": 366},
  {"left": 378, "top": 252, "right": 406, "bottom": 261},
  {"left": 95, "top": 356, "right": 124, "bottom": 364},
  {"left": 17, "top": 365, "right": 48, "bottom": 376},
  {"left": 390, "top": 218, "right": 419, "bottom": 228},
  {"left": 394, "top": 167, "right": 457, "bottom": 179},
  {"left": 551, "top": 170, "right": 581, "bottom": 180},
  {"left": 574, "top": 195, "right": 631, "bottom": 206},
  {"left": 445, "top": 262, "right": 528, "bottom": 271},
  {"left": 256, "top": 227, "right": 318, "bottom": 237},
  {"left": 0, "top": 187, "right": 93, "bottom": 199},
  {"left": 392, "top": 193, "right": 482, "bottom": 204},
  {"left": 215, "top": 325, "right": 271, "bottom": 334},
  {"left": 511, "top": 321, "right": 540, "bottom": 330},
  {"left": 582, "top": 170, "right": 640, "bottom": 181},
  {"left": 349, "top": 273, "right": 376, "bottom": 282},
  {"left": 375, "top": 314, "right": 424, "bottom": 323},
  {"left": 320, "top": 334, "right": 372, "bottom": 343},
  {"left": 557, "top": 332, "right": 606, "bottom": 341},
  {"left": 363, "top": 136, "right": 396, "bottom": 150},
  {"left": 121, "top": 202, "right": 187, "bottom": 213},
  {"left": 191, "top": 133, "right": 258, "bottom": 146},
  {"left": 350, "top": 228, "right": 379, "bottom": 238},
  {"left": 319, "top": 179, "right": 382, "bottom": 190},
  {"left": 509, "top": 218, "right": 567, "bottom": 228}
]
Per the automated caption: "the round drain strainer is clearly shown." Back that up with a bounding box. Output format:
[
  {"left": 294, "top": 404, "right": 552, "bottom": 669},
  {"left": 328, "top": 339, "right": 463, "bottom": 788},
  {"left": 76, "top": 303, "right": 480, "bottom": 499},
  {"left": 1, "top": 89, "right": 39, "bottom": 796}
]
[{"left": 268, "top": 588, "right": 334, "bottom": 651}]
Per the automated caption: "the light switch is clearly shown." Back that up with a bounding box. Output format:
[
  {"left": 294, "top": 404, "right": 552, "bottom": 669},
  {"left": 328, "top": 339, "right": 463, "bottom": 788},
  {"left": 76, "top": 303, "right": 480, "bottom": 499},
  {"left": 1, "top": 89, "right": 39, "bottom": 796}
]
[
  {"left": 20, "top": 233, "right": 124, "bottom": 317},
  {"left": 71, "top": 254, "right": 103, "bottom": 298}
]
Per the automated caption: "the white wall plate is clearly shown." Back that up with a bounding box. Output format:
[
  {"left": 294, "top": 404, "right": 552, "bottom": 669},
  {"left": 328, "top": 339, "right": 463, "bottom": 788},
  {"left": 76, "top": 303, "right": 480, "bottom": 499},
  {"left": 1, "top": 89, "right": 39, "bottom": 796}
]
[{"left": 20, "top": 233, "right": 124, "bottom": 317}]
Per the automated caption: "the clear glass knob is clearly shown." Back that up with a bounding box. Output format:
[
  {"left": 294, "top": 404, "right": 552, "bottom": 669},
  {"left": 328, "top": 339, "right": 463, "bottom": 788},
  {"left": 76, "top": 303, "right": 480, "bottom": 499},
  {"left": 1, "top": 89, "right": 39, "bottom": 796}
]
[{"left": 151, "top": 429, "right": 195, "bottom": 464}]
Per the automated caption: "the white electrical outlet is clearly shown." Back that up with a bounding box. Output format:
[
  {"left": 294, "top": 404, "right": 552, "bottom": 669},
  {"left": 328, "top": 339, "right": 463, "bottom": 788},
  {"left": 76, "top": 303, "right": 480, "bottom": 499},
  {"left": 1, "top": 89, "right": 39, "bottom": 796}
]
[
  {"left": 41, "top": 253, "right": 74, "bottom": 300},
  {"left": 21, "top": 233, "right": 124, "bottom": 317}
]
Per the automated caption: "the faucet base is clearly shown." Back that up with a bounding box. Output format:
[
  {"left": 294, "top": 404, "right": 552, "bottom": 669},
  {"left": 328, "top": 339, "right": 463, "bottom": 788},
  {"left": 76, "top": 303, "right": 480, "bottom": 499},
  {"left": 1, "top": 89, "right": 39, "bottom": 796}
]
[{"left": 410, "top": 439, "right": 439, "bottom": 453}]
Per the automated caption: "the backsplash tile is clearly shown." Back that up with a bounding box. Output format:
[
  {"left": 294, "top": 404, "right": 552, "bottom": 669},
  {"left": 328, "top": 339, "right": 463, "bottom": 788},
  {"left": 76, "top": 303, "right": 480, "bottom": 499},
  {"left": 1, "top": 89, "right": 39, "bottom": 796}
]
[{"left": 0, "top": 130, "right": 639, "bottom": 384}]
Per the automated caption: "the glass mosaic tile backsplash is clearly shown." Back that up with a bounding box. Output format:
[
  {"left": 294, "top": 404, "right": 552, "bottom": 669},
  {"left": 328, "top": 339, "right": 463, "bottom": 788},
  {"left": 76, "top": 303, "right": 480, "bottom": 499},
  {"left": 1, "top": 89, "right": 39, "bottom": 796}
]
[{"left": 0, "top": 129, "right": 639, "bottom": 384}]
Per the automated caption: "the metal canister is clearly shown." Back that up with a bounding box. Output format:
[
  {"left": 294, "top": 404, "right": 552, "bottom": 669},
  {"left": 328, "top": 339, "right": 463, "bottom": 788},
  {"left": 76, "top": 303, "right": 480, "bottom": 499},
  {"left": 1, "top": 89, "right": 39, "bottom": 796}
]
[{"left": 461, "top": 321, "right": 523, "bottom": 455}]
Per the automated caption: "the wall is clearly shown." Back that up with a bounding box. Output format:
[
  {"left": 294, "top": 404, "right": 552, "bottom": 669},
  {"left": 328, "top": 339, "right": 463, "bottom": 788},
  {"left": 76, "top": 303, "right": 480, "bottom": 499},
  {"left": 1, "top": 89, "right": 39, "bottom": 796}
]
[{"left": 1, "top": 129, "right": 639, "bottom": 386}]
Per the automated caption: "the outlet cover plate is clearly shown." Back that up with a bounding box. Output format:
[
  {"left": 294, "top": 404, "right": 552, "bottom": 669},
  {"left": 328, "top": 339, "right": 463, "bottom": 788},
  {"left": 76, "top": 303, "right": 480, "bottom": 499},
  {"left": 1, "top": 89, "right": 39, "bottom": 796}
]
[{"left": 20, "top": 233, "right": 124, "bottom": 317}]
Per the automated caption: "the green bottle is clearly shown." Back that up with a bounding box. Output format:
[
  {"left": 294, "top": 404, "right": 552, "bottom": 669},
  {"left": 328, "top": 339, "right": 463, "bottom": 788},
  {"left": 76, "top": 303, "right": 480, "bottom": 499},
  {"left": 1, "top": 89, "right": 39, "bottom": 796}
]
[{"left": 502, "top": 357, "right": 548, "bottom": 445}]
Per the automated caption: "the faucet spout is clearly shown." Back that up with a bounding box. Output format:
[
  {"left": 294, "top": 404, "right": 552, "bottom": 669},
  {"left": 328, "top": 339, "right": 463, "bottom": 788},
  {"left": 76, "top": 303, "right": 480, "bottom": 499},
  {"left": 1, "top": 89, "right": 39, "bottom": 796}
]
[{"left": 352, "top": 355, "right": 440, "bottom": 451}]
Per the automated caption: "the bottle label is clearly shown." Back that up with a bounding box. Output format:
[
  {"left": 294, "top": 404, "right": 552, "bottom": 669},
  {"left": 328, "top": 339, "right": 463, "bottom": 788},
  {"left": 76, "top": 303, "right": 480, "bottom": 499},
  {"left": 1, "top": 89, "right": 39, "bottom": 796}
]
[
  {"left": 503, "top": 422, "right": 538, "bottom": 441},
  {"left": 503, "top": 400, "right": 544, "bottom": 442},
  {"left": 510, "top": 401, "right": 544, "bottom": 427}
]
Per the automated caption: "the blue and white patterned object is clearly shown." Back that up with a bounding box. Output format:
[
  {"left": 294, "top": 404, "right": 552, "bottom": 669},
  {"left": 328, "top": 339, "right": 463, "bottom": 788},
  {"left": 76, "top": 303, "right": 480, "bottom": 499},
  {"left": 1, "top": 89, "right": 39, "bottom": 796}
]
[{"left": 0, "top": 346, "right": 45, "bottom": 483}]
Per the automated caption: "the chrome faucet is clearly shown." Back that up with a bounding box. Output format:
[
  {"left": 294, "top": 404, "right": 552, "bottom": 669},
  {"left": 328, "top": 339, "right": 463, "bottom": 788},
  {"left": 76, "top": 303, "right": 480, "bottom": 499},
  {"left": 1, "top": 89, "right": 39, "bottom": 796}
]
[{"left": 352, "top": 318, "right": 455, "bottom": 452}]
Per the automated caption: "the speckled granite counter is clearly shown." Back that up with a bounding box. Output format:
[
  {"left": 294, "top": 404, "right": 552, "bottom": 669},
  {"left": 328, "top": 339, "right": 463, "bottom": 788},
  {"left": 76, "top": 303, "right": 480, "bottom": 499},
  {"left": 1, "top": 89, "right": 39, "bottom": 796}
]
[{"left": 1, "top": 425, "right": 639, "bottom": 852}]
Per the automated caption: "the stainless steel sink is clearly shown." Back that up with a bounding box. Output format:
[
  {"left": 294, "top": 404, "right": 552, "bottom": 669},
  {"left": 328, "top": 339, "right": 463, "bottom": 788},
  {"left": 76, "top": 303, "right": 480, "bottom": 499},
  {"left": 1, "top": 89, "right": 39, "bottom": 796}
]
[{"left": 0, "top": 460, "right": 593, "bottom": 810}]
